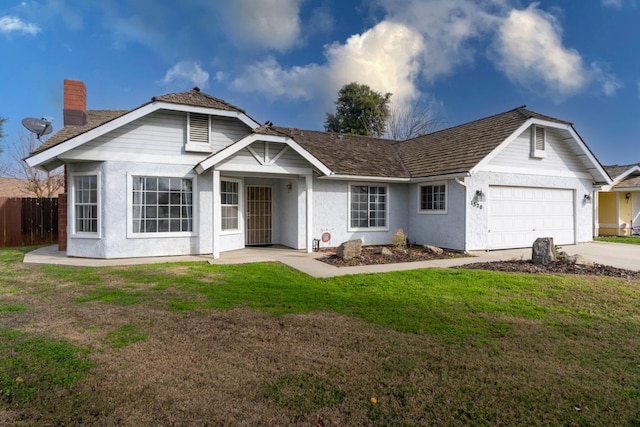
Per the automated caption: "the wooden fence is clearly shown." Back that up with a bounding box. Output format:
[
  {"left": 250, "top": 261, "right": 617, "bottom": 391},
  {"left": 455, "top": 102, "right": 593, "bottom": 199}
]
[{"left": 0, "top": 198, "right": 58, "bottom": 247}]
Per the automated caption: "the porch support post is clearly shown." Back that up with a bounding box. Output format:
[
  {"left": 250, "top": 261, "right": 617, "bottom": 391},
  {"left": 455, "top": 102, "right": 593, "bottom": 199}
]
[
  {"left": 305, "top": 174, "right": 313, "bottom": 253},
  {"left": 212, "top": 169, "right": 221, "bottom": 259}
]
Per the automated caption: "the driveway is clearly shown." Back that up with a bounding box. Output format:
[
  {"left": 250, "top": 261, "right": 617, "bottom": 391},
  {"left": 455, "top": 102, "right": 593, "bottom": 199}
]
[{"left": 559, "top": 241, "right": 640, "bottom": 272}]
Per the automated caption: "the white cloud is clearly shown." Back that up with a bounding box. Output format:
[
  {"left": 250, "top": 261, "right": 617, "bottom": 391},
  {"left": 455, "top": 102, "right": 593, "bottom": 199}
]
[
  {"left": 591, "top": 63, "right": 623, "bottom": 96},
  {"left": 374, "top": 0, "right": 505, "bottom": 79},
  {"left": 0, "top": 16, "right": 40, "bottom": 35},
  {"left": 231, "top": 57, "right": 324, "bottom": 101},
  {"left": 493, "top": 4, "right": 587, "bottom": 96},
  {"left": 159, "top": 61, "right": 210, "bottom": 89},
  {"left": 602, "top": 0, "right": 623, "bottom": 8},
  {"left": 232, "top": 21, "right": 424, "bottom": 111},
  {"left": 225, "top": 0, "right": 302, "bottom": 51},
  {"left": 324, "top": 21, "right": 425, "bottom": 108}
]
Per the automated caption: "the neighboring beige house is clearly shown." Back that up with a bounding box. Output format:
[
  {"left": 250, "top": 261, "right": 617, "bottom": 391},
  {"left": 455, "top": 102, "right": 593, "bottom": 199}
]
[{"left": 597, "top": 164, "right": 640, "bottom": 236}]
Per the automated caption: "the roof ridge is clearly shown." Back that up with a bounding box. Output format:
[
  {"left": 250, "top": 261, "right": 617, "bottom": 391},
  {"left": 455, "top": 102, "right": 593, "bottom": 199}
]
[
  {"left": 400, "top": 105, "right": 528, "bottom": 144},
  {"left": 273, "top": 126, "right": 397, "bottom": 143}
]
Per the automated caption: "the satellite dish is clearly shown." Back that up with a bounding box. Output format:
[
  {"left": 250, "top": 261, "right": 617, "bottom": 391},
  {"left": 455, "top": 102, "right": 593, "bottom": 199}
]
[{"left": 22, "top": 117, "right": 53, "bottom": 139}]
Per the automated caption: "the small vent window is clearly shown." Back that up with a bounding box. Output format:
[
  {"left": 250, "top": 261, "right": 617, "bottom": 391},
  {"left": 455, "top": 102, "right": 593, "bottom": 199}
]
[
  {"left": 189, "top": 113, "right": 209, "bottom": 144},
  {"left": 530, "top": 125, "right": 546, "bottom": 158}
]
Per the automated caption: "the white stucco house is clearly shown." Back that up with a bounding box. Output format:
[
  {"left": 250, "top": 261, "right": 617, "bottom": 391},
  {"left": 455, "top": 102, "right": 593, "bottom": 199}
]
[{"left": 25, "top": 80, "right": 611, "bottom": 259}]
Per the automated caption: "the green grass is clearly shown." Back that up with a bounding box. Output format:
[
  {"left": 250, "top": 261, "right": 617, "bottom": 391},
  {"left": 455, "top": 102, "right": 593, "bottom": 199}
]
[
  {"left": 595, "top": 235, "right": 640, "bottom": 244},
  {"left": 38, "top": 260, "right": 633, "bottom": 341},
  {"left": 3, "top": 247, "right": 640, "bottom": 425},
  {"left": 0, "top": 328, "right": 92, "bottom": 404},
  {"left": 105, "top": 323, "right": 148, "bottom": 348},
  {"left": 0, "top": 304, "right": 27, "bottom": 313}
]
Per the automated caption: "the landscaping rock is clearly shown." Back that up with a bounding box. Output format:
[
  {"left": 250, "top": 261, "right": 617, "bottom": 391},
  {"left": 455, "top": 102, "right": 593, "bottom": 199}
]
[
  {"left": 379, "top": 247, "right": 393, "bottom": 256},
  {"left": 560, "top": 254, "right": 593, "bottom": 266},
  {"left": 336, "top": 239, "right": 362, "bottom": 260},
  {"left": 532, "top": 237, "right": 557, "bottom": 265},
  {"left": 424, "top": 245, "right": 444, "bottom": 255}
]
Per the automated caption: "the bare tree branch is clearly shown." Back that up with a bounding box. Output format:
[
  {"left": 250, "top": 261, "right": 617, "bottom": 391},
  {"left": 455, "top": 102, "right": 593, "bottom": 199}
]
[
  {"left": 385, "top": 97, "right": 444, "bottom": 140},
  {"left": 2, "top": 131, "right": 64, "bottom": 197}
]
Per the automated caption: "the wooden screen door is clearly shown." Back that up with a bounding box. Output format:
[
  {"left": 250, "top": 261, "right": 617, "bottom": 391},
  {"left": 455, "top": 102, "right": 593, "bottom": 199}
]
[{"left": 246, "top": 186, "right": 272, "bottom": 245}]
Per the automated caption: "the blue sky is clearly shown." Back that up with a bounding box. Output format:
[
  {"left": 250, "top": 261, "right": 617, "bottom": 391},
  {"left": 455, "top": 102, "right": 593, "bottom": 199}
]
[{"left": 1, "top": 0, "right": 638, "bottom": 166}]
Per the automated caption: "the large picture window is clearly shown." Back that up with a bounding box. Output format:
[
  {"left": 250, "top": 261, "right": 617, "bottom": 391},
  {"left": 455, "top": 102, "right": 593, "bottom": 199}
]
[
  {"left": 420, "top": 183, "right": 446, "bottom": 212},
  {"left": 350, "top": 184, "right": 387, "bottom": 229},
  {"left": 221, "top": 180, "right": 239, "bottom": 231},
  {"left": 132, "top": 176, "right": 193, "bottom": 234},
  {"left": 73, "top": 175, "right": 98, "bottom": 234}
]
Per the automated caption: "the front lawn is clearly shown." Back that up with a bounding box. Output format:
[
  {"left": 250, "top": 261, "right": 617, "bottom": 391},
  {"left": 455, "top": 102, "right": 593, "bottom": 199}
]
[{"left": 1, "top": 247, "right": 639, "bottom": 425}]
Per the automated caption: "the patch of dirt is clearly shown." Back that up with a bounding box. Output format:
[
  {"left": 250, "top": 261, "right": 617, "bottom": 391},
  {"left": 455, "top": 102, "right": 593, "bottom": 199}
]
[
  {"left": 458, "top": 260, "right": 640, "bottom": 278},
  {"left": 317, "top": 244, "right": 640, "bottom": 278},
  {"left": 318, "top": 245, "right": 466, "bottom": 267}
]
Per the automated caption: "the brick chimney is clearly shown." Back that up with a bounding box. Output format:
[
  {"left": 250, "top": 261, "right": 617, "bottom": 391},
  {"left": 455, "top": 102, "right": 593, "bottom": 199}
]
[{"left": 63, "top": 79, "right": 87, "bottom": 126}]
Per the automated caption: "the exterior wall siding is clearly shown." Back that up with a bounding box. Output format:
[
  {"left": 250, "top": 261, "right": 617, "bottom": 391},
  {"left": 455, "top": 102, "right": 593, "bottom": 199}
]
[
  {"left": 407, "top": 180, "right": 467, "bottom": 251},
  {"left": 312, "top": 179, "right": 409, "bottom": 248},
  {"left": 210, "top": 116, "right": 251, "bottom": 152},
  {"left": 488, "top": 127, "right": 585, "bottom": 173},
  {"left": 65, "top": 111, "right": 251, "bottom": 163}
]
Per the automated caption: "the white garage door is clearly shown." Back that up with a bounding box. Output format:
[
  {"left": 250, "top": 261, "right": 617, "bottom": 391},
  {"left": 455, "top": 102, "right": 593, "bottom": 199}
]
[{"left": 488, "top": 186, "right": 575, "bottom": 249}]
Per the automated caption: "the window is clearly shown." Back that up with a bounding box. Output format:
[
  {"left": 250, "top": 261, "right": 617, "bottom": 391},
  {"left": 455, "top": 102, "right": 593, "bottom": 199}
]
[
  {"left": 73, "top": 174, "right": 99, "bottom": 234},
  {"left": 530, "top": 125, "right": 546, "bottom": 158},
  {"left": 132, "top": 176, "right": 193, "bottom": 234},
  {"left": 221, "top": 180, "right": 239, "bottom": 232},
  {"left": 349, "top": 185, "right": 387, "bottom": 229},
  {"left": 420, "top": 183, "right": 446, "bottom": 213}
]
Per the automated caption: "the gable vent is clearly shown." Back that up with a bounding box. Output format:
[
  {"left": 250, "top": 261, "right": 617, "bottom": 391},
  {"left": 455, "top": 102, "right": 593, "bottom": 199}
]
[
  {"left": 535, "top": 126, "right": 545, "bottom": 151},
  {"left": 189, "top": 113, "right": 209, "bottom": 144},
  {"left": 530, "top": 125, "right": 546, "bottom": 159}
]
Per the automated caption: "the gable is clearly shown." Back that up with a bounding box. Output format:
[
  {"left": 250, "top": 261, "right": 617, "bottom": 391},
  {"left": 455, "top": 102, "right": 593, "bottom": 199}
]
[
  {"left": 57, "top": 110, "right": 253, "bottom": 166},
  {"left": 216, "top": 141, "right": 316, "bottom": 175},
  {"left": 485, "top": 125, "right": 587, "bottom": 176}
]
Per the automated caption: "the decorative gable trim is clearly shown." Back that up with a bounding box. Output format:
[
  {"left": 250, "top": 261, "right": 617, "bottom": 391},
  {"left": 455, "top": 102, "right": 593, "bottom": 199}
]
[{"left": 195, "top": 133, "right": 333, "bottom": 176}]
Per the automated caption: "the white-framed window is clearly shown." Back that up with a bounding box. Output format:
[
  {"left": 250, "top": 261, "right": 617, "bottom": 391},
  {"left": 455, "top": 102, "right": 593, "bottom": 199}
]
[
  {"left": 221, "top": 178, "right": 241, "bottom": 233},
  {"left": 419, "top": 183, "right": 447, "bottom": 214},
  {"left": 348, "top": 183, "right": 388, "bottom": 230},
  {"left": 128, "top": 174, "right": 197, "bottom": 238},
  {"left": 530, "top": 125, "right": 546, "bottom": 158},
  {"left": 71, "top": 172, "right": 101, "bottom": 237}
]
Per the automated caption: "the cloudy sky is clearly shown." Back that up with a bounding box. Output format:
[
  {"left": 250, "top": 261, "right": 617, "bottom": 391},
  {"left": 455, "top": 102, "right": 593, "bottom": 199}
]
[{"left": 1, "top": 0, "right": 638, "bottom": 165}]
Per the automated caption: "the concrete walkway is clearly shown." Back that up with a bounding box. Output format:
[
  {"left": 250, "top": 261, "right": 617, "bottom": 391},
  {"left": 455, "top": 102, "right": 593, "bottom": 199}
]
[{"left": 22, "top": 241, "right": 640, "bottom": 278}]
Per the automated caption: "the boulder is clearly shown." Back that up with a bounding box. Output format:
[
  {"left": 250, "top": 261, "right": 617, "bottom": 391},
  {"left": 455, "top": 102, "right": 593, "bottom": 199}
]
[
  {"left": 424, "top": 245, "right": 444, "bottom": 255},
  {"left": 336, "top": 239, "right": 362, "bottom": 260},
  {"left": 379, "top": 247, "right": 393, "bottom": 256},
  {"left": 560, "top": 254, "right": 594, "bottom": 266},
  {"left": 532, "top": 237, "right": 557, "bottom": 265}
]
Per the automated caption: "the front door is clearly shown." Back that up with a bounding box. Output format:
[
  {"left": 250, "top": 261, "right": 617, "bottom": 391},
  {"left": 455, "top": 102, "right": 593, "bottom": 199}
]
[{"left": 246, "top": 186, "right": 272, "bottom": 245}]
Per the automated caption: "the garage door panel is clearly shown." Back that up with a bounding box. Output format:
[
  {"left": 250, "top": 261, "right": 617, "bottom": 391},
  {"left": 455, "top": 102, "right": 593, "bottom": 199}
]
[{"left": 488, "top": 186, "right": 575, "bottom": 249}]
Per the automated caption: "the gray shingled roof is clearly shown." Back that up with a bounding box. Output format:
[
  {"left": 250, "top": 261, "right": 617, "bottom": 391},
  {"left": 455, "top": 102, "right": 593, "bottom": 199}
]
[
  {"left": 31, "top": 110, "right": 128, "bottom": 155},
  {"left": 604, "top": 164, "right": 640, "bottom": 187},
  {"left": 394, "top": 106, "right": 571, "bottom": 178},
  {"left": 254, "top": 126, "right": 408, "bottom": 178},
  {"left": 152, "top": 88, "right": 245, "bottom": 113},
  {"left": 31, "top": 87, "right": 594, "bottom": 182},
  {"left": 604, "top": 164, "right": 639, "bottom": 180}
]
